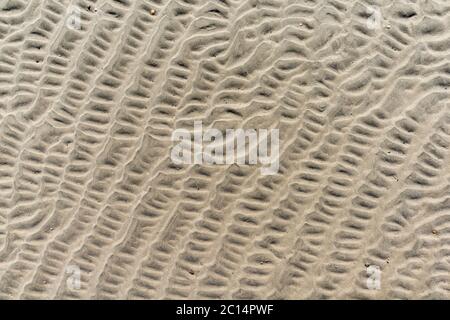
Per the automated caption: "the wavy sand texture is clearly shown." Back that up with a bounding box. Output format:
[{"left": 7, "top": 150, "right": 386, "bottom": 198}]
[{"left": 0, "top": 0, "right": 450, "bottom": 299}]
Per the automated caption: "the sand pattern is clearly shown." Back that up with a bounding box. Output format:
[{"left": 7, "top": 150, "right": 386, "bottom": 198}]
[{"left": 0, "top": 0, "right": 449, "bottom": 299}]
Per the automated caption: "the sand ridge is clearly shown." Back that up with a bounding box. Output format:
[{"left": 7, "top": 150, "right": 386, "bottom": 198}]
[{"left": 0, "top": 0, "right": 449, "bottom": 299}]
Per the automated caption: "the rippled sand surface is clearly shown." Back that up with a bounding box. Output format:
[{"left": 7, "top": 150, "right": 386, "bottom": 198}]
[{"left": 0, "top": 0, "right": 450, "bottom": 299}]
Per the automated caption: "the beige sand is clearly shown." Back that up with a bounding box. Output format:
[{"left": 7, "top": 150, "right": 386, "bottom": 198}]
[{"left": 0, "top": 0, "right": 449, "bottom": 300}]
